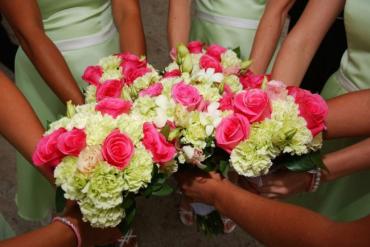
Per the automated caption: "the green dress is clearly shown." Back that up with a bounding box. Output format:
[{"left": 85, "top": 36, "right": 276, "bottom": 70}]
[
  {"left": 15, "top": 0, "right": 120, "bottom": 221},
  {"left": 286, "top": 0, "right": 370, "bottom": 221},
  {"left": 0, "top": 215, "right": 14, "bottom": 240},
  {"left": 190, "top": 0, "right": 288, "bottom": 69}
]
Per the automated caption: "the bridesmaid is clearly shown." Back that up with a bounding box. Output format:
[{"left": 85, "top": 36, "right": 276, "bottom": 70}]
[
  {"left": 254, "top": 0, "right": 370, "bottom": 221},
  {"left": 0, "top": 0, "right": 144, "bottom": 245}
]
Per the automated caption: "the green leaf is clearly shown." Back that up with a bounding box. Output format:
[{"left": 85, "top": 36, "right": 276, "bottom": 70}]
[
  {"left": 55, "top": 187, "right": 66, "bottom": 213},
  {"left": 160, "top": 124, "right": 171, "bottom": 140},
  {"left": 284, "top": 151, "right": 327, "bottom": 172},
  {"left": 152, "top": 183, "right": 174, "bottom": 196},
  {"left": 118, "top": 203, "right": 136, "bottom": 235},
  {"left": 219, "top": 160, "right": 230, "bottom": 178},
  {"left": 196, "top": 210, "right": 224, "bottom": 235},
  {"left": 232, "top": 47, "right": 241, "bottom": 58}
]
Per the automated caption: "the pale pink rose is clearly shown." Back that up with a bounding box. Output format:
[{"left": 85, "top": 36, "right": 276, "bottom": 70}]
[
  {"left": 163, "top": 69, "right": 181, "bottom": 78},
  {"left": 199, "top": 54, "right": 223, "bottom": 73},
  {"left": 288, "top": 87, "right": 328, "bottom": 136},
  {"left": 266, "top": 80, "right": 288, "bottom": 100},
  {"left": 196, "top": 99, "right": 210, "bottom": 112},
  {"left": 206, "top": 44, "right": 227, "bottom": 61},
  {"left": 123, "top": 67, "right": 151, "bottom": 85},
  {"left": 171, "top": 82, "right": 202, "bottom": 110},
  {"left": 139, "top": 83, "right": 163, "bottom": 97},
  {"left": 218, "top": 92, "right": 234, "bottom": 111},
  {"left": 95, "top": 98, "right": 132, "bottom": 118},
  {"left": 187, "top": 41, "right": 203, "bottom": 54},
  {"left": 102, "top": 129, "right": 134, "bottom": 170},
  {"left": 239, "top": 70, "right": 264, "bottom": 89},
  {"left": 96, "top": 79, "right": 123, "bottom": 101},
  {"left": 215, "top": 114, "right": 250, "bottom": 153},
  {"left": 32, "top": 128, "right": 66, "bottom": 167},
  {"left": 57, "top": 128, "right": 86, "bottom": 156},
  {"left": 81, "top": 65, "right": 103, "bottom": 86},
  {"left": 142, "top": 123, "right": 176, "bottom": 164},
  {"left": 234, "top": 89, "right": 272, "bottom": 123}
]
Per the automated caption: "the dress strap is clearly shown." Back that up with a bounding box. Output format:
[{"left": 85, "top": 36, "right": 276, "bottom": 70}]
[
  {"left": 195, "top": 8, "right": 259, "bottom": 30},
  {"left": 53, "top": 21, "right": 117, "bottom": 52},
  {"left": 336, "top": 68, "right": 361, "bottom": 92}
]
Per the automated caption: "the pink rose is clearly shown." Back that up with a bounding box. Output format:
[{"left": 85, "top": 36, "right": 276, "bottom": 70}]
[
  {"left": 239, "top": 70, "right": 264, "bottom": 89},
  {"left": 142, "top": 123, "right": 176, "bottom": 164},
  {"left": 234, "top": 89, "right": 272, "bottom": 123},
  {"left": 96, "top": 79, "right": 123, "bottom": 101},
  {"left": 266, "top": 80, "right": 287, "bottom": 100},
  {"left": 206, "top": 44, "right": 227, "bottom": 61},
  {"left": 102, "top": 129, "right": 134, "bottom": 170},
  {"left": 218, "top": 92, "right": 234, "bottom": 111},
  {"left": 57, "top": 128, "right": 86, "bottom": 156},
  {"left": 199, "top": 54, "right": 223, "bottom": 73},
  {"left": 163, "top": 69, "right": 181, "bottom": 78},
  {"left": 172, "top": 82, "right": 202, "bottom": 110},
  {"left": 215, "top": 114, "right": 250, "bottom": 154},
  {"left": 139, "top": 83, "right": 163, "bottom": 97},
  {"left": 123, "top": 67, "right": 151, "bottom": 85},
  {"left": 81, "top": 65, "right": 103, "bottom": 86},
  {"left": 95, "top": 98, "right": 132, "bottom": 118},
  {"left": 288, "top": 87, "right": 328, "bottom": 136},
  {"left": 187, "top": 41, "right": 203, "bottom": 54},
  {"left": 118, "top": 52, "right": 147, "bottom": 72},
  {"left": 32, "top": 128, "right": 66, "bottom": 167}
]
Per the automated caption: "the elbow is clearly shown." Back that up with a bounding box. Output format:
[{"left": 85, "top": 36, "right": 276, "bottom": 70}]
[
  {"left": 14, "top": 26, "right": 47, "bottom": 53},
  {"left": 265, "top": 0, "right": 295, "bottom": 21}
]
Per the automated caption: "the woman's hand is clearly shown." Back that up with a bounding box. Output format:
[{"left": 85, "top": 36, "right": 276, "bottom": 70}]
[
  {"left": 243, "top": 170, "right": 312, "bottom": 199},
  {"left": 176, "top": 171, "right": 226, "bottom": 205}
]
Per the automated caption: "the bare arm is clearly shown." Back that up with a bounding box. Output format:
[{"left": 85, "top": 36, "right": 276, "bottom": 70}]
[
  {"left": 168, "top": 0, "right": 192, "bottom": 49},
  {"left": 270, "top": 0, "right": 345, "bottom": 86},
  {"left": 112, "top": 0, "right": 146, "bottom": 56},
  {"left": 0, "top": 0, "right": 84, "bottom": 105},
  {"left": 249, "top": 0, "right": 295, "bottom": 74},
  {"left": 179, "top": 172, "right": 370, "bottom": 247},
  {"left": 0, "top": 71, "right": 53, "bottom": 183}
]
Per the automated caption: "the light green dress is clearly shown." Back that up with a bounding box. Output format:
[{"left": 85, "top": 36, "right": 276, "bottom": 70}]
[
  {"left": 286, "top": 0, "right": 370, "bottom": 221},
  {"left": 190, "top": 0, "right": 288, "bottom": 68},
  {"left": 15, "top": 0, "right": 120, "bottom": 221}
]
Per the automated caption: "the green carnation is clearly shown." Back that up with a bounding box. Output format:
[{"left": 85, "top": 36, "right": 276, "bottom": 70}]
[
  {"left": 221, "top": 50, "right": 241, "bottom": 69},
  {"left": 116, "top": 115, "right": 144, "bottom": 145},
  {"left": 84, "top": 86, "right": 97, "bottom": 104},
  {"left": 132, "top": 96, "right": 158, "bottom": 119},
  {"left": 85, "top": 114, "right": 117, "bottom": 145},
  {"left": 222, "top": 75, "right": 243, "bottom": 93}
]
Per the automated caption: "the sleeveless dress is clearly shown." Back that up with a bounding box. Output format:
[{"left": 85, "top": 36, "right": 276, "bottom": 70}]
[
  {"left": 190, "top": 0, "right": 288, "bottom": 69},
  {"left": 286, "top": 0, "right": 370, "bottom": 221},
  {"left": 15, "top": 0, "right": 120, "bottom": 221}
]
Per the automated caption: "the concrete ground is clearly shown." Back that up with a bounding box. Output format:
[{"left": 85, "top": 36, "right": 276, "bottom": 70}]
[{"left": 0, "top": 0, "right": 262, "bottom": 246}]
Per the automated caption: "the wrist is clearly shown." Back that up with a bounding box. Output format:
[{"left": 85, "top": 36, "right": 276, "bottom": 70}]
[{"left": 53, "top": 216, "right": 82, "bottom": 247}]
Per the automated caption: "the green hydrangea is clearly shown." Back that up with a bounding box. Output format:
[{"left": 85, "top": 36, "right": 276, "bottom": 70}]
[
  {"left": 82, "top": 162, "right": 125, "bottom": 209},
  {"left": 122, "top": 146, "right": 153, "bottom": 193},
  {"left": 79, "top": 199, "right": 125, "bottom": 228}
]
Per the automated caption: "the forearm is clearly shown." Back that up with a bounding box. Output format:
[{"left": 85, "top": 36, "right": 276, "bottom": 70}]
[
  {"left": 0, "top": 71, "right": 53, "bottom": 183},
  {"left": 270, "top": 0, "right": 345, "bottom": 86},
  {"left": 325, "top": 90, "right": 370, "bottom": 139},
  {"left": 249, "top": 0, "right": 295, "bottom": 74},
  {"left": 214, "top": 180, "right": 367, "bottom": 247},
  {"left": 113, "top": 0, "right": 146, "bottom": 56},
  {"left": 168, "top": 0, "right": 192, "bottom": 49},
  {"left": 0, "top": 222, "right": 76, "bottom": 247}
]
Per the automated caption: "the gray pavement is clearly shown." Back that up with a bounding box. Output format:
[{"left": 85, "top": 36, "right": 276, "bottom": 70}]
[{"left": 0, "top": 0, "right": 262, "bottom": 246}]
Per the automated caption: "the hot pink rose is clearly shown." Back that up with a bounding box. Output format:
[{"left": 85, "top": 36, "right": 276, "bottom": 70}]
[
  {"left": 172, "top": 82, "right": 202, "bottom": 110},
  {"left": 234, "top": 89, "right": 272, "bottom": 123},
  {"left": 288, "top": 87, "right": 328, "bottom": 136},
  {"left": 57, "top": 128, "right": 86, "bottom": 156},
  {"left": 118, "top": 52, "right": 147, "bottom": 72},
  {"left": 206, "top": 44, "right": 227, "bottom": 61},
  {"left": 102, "top": 129, "right": 134, "bottom": 170},
  {"left": 218, "top": 92, "right": 234, "bottom": 111},
  {"left": 123, "top": 67, "right": 151, "bottom": 85},
  {"left": 32, "top": 128, "right": 66, "bottom": 167},
  {"left": 139, "top": 83, "right": 163, "bottom": 97},
  {"left": 239, "top": 70, "right": 264, "bottom": 89},
  {"left": 142, "top": 122, "right": 176, "bottom": 164},
  {"left": 163, "top": 69, "right": 181, "bottom": 78},
  {"left": 266, "top": 80, "right": 287, "bottom": 100},
  {"left": 95, "top": 98, "right": 132, "bottom": 118},
  {"left": 199, "top": 54, "right": 223, "bottom": 73},
  {"left": 96, "top": 79, "right": 123, "bottom": 101},
  {"left": 187, "top": 41, "right": 203, "bottom": 54},
  {"left": 81, "top": 65, "right": 103, "bottom": 86},
  {"left": 215, "top": 114, "right": 250, "bottom": 153}
]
